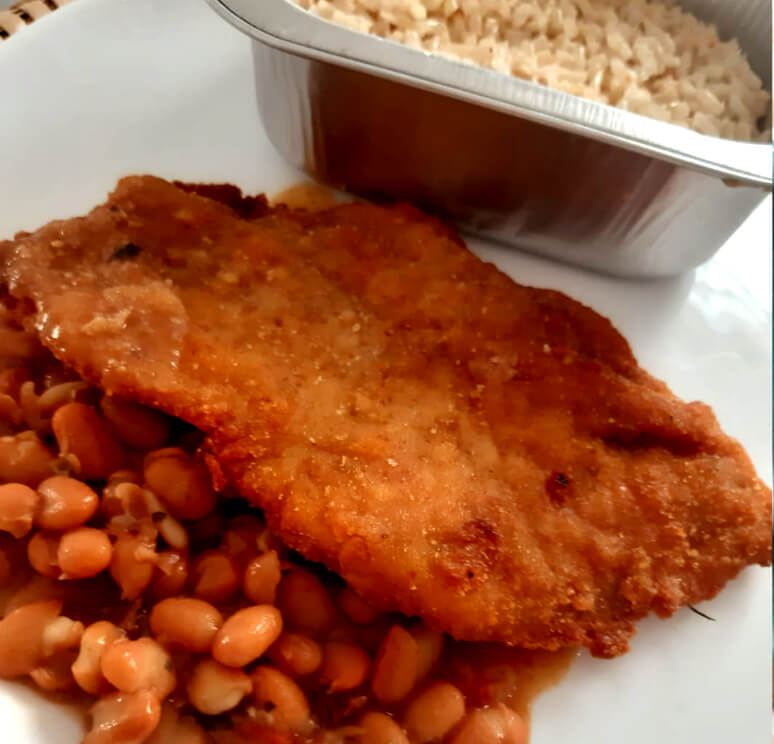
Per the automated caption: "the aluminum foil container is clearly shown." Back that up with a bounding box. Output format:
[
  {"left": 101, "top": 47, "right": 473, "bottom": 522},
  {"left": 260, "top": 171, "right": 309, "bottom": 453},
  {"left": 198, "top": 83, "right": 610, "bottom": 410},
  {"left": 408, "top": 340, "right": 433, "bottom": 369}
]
[{"left": 207, "top": 0, "right": 771, "bottom": 277}]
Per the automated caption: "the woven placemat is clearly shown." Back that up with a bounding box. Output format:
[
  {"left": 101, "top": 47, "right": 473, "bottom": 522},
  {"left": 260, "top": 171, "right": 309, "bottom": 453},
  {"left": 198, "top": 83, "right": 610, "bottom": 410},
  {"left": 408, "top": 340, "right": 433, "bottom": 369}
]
[{"left": 0, "top": 0, "right": 70, "bottom": 41}]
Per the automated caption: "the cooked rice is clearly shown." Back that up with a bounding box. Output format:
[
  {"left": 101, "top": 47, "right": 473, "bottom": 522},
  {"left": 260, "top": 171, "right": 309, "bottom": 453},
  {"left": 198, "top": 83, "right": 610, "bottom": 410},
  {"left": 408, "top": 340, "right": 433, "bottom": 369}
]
[{"left": 292, "top": 0, "right": 770, "bottom": 140}]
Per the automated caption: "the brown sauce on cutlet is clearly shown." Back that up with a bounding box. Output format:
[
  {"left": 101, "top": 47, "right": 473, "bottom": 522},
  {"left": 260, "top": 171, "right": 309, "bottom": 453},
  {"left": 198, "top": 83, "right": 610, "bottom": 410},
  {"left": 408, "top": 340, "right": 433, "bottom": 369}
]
[{"left": 271, "top": 182, "right": 347, "bottom": 211}]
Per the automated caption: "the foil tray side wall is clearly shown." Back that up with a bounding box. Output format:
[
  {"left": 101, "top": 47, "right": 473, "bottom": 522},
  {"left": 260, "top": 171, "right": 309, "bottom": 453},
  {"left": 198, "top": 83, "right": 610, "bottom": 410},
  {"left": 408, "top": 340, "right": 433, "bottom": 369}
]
[
  {"left": 252, "top": 44, "right": 767, "bottom": 278},
  {"left": 211, "top": 0, "right": 771, "bottom": 184}
]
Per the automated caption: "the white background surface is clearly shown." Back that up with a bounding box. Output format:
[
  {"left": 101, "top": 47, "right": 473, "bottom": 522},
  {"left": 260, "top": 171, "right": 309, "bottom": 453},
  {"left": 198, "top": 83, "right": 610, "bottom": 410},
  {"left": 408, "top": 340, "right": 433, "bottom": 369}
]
[{"left": 0, "top": 0, "right": 771, "bottom": 742}]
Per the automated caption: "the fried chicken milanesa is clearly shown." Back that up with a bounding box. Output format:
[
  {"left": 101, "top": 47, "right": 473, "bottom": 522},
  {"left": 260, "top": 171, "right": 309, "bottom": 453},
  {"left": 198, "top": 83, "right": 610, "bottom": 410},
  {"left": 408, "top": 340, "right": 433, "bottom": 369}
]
[{"left": 2, "top": 176, "right": 770, "bottom": 657}]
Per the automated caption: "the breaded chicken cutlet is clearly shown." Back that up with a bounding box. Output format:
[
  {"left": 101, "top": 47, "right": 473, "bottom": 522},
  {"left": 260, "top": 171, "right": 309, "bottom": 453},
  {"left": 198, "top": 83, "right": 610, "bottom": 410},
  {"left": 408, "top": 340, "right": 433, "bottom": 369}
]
[{"left": 1, "top": 176, "right": 770, "bottom": 658}]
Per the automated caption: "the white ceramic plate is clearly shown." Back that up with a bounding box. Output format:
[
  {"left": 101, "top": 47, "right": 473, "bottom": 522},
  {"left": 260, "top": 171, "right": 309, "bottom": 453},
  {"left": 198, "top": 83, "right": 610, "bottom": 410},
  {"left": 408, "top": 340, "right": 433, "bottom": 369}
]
[{"left": 0, "top": 1, "right": 771, "bottom": 742}]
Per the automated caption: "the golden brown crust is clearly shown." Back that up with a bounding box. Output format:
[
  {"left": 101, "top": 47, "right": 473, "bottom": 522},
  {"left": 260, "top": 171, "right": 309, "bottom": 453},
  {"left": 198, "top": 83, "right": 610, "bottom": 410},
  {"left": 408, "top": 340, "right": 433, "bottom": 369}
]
[{"left": 2, "top": 175, "right": 770, "bottom": 657}]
